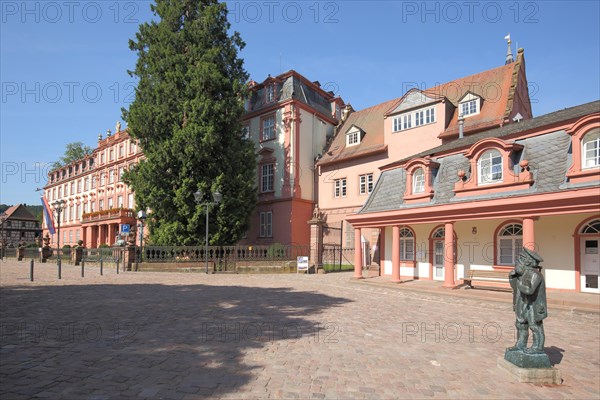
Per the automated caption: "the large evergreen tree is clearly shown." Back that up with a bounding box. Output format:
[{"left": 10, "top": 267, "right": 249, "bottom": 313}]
[{"left": 123, "top": 0, "right": 256, "bottom": 245}]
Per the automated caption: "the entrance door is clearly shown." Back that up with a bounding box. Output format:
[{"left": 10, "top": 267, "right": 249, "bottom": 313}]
[
  {"left": 581, "top": 239, "right": 600, "bottom": 293},
  {"left": 433, "top": 240, "right": 445, "bottom": 281}
]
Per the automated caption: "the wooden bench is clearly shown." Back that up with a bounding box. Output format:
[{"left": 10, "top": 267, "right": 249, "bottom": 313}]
[{"left": 464, "top": 269, "right": 510, "bottom": 289}]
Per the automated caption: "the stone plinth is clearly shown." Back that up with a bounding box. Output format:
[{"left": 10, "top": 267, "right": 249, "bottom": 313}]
[
  {"left": 497, "top": 357, "right": 561, "bottom": 385},
  {"left": 505, "top": 348, "right": 552, "bottom": 368}
]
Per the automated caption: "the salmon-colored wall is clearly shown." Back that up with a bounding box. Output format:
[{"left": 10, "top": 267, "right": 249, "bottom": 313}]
[{"left": 383, "top": 102, "right": 445, "bottom": 160}]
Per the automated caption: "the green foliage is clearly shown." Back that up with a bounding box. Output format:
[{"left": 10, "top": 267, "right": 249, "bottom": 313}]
[
  {"left": 322, "top": 264, "right": 355, "bottom": 272},
  {"left": 52, "top": 142, "right": 93, "bottom": 169},
  {"left": 62, "top": 244, "right": 71, "bottom": 249},
  {"left": 123, "top": 0, "right": 256, "bottom": 246},
  {"left": 99, "top": 244, "right": 110, "bottom": 248}
]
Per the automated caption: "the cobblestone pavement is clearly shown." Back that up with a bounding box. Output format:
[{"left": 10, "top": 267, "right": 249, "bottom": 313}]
[{"left": 1, "top": 259, "right": 599, "bottom": 399}]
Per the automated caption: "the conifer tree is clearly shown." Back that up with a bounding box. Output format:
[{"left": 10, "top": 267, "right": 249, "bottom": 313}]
[{"left": 123, "top": 0, "right": 256, "bottom": 245}]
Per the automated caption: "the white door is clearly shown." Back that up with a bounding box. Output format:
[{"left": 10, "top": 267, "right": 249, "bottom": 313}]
[
  {"left": 433, "top": 240, "right": 444, "bottom": 281},
  {"left": 581, "top": 239, "right": 600, "bottom": 294}
]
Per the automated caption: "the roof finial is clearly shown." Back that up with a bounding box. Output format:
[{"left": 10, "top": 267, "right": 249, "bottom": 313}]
[{"left": 504, "top": 33, "right": 514, "bottom": 64}]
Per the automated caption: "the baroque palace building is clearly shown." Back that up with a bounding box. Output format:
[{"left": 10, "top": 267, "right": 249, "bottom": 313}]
[{"left": 42, "top": 125, "right": 142, "bottom": 247}]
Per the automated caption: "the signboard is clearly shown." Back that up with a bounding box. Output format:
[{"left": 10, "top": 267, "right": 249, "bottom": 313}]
[
  {"left": 120, "top": 224, "right": 130, "bottom": 235},
  {"left": 297, "top": 256, "right": 309, "bottom": 273}
]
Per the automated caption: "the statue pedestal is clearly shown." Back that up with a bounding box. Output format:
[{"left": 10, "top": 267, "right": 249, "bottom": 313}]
[{"left": 498, "top": 350, "right": 561, "bottom": 384}]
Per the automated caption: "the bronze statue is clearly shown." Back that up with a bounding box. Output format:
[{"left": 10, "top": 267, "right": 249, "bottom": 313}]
[{"left": 508, "top": 247, "right": 547, "bottom": 354}]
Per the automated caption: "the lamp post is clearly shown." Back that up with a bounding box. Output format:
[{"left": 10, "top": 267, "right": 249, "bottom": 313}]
[
  {"left": 52, "top": 200, "right": 66, "bottom": 279},
  {"left": 194, "top": 189, "right": 222, "bottom": 274},
  {"left": 137, "top": 210, "right": 147, "bottom": 267}
]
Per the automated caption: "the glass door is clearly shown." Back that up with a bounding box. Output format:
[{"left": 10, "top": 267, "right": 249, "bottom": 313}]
[
  {"left": 582, "top": 239, "right": 600, "bottom": 294},
  {"left": 434, "top": 240, "right": 444, "bottom": 281}
]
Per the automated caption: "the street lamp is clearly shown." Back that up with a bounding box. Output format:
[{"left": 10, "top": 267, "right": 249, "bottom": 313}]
[
  {"left": 52, "top": 200, "right": 67, "bottom": 279},
  {"left": 137, "top": 210, "right": 147, "bottom": 267},
  {"left": 194, "top": 189, "right": 222, "bottom": 274}
]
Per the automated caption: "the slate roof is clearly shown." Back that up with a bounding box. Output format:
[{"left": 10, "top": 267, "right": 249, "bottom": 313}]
[
  {"left": 246, "top": 70, "right": 335, "bottom": 118},
  {"left": 360, "top": 100, "right": 600, "bottom": 214}
]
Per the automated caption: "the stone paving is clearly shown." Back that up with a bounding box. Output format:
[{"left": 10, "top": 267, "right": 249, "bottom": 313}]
[{"left": 1, "top": 259, "right": 599, "bottom": 399}]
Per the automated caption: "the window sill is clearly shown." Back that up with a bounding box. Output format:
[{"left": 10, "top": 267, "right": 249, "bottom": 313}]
[
  {"left": 566, "top": 167, "right": 599, "bottom": 184},
  {"left": 404, "top": 191, "right": 434, "bottom": 204},
  {"left": 454, "top": 174, "right": 533, "bottom": 198},
  {"left": 399, "top": 261, "right": 416, "bottom": 268}
]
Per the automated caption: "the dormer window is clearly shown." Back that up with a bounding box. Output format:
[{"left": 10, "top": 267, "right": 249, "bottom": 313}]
[
  {"left": 458, "top": 93, "right": 481, "bottom": 117},
  {"left": 477, "top": 149, "right": 503, "bottom": 184},
  {"left": 266, "top": 84, "right": 276, "bottom": 103},
  {"left": 393, "top": 106, "right": 436, "bottom": 132},
  {"left": 583, "top": 129, "right": 600, "bottom": 169},
  {"left": 345, "top": 126, "right": 364, "bottom": 146},
  {"left": 454, "top": 138, "right": 533, "bottom": 197},
  {"left": 412, "top": 168, "right": 425, "bottom": 193},
  {"left": 347, "top": 131, "right": 360, "bottom": 146}
]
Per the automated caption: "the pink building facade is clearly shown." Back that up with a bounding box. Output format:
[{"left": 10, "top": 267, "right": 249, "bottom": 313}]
[
  {"left": 348, "top": 101, "right": 600, "bottom": 293},
  {"left": 239, "top": 71, "right": 344, "bottom": 247},
  {"left": 316, "top": 49, "right": 532, "bottom": 261},
  {"left": 42, "top": 125, "right": 143, "bottom": 247}
]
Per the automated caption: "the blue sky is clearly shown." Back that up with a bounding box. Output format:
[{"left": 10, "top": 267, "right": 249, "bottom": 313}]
[{"left": 1, "top": 0, "right": 599, "bottom": 205}]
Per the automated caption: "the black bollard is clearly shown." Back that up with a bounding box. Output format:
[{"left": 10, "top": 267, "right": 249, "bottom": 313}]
[
  {"left": 58, "top": 259, "right": 62, "bottom": 280},
  {"left": 81, "top": 260, "right": 85, "bottom": 278},
  {"left": 100, "top": 259, "right": 103, "bottom": 276},
  {"left": 30, "top": 259, "right": 34, "bottom": 282},
  {"left": 116, "top": 257, "right": 120, "bottom": 274}
]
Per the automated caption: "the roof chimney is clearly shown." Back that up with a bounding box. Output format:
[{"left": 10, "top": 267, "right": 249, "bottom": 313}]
[
  {"left": 458, "top": 114, "right": 465, "bottom": 138},
  {"left": 504, "top": 33, "right": 514, "bottom": 64}
]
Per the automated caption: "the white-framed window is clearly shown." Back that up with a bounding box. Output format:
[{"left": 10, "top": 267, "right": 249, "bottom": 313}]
[
  {"left": 100, "top": 153, "right": 105, "bottom": 164},
  {"left": 100, "top": 174, "right": 105, "bottom": 186},
  {"left": 266, "top": 84, "right": 276, "bottom": 103},
  {"left": 583, "top": 129, "right": 600, "bottom": 169},
  {"left": 68, "top": 231, "right": 73, "bottom": 244},
  {"left": 77, "top": 179, "right": 82, "bottom": 193},
  {"left": 478, "top": 149, "right": 503, "bottom": 185},
  {"left": 412, "top": 168, "right": 425, "bottom": 194},
  {"left": 426, "top": 107, "right": 435, "bottom": 124},
  {"left": 130, "top": 141, "right": 136, "bottom": 153},
  {"left": 259, "top": 211, "right": 272, "bottom": 237},
  {"left": 119, "top": 167, "right": 125, "bottom": 180},
  {"left": 414, "top": 110, "right": 424, "bottom": 127},
  {"left": 403, "top": 114, "right": 412, "bottom": 130},
  {"left": 99, "top": 200, "right": 104, "bottom": 211},
  {"left": 109, "top": 170, "right": 115, "bottom": 184},
  {"left": 334, "top": 178, "right": 347, "bottom": 198},
  {"left": 393, "top": 107, "right": 436, "bottom": 132},
  {"left": 83, "top": 203, "right": 88, "bottom": 214},
  {"left": 261, "top": 116, "right": 275, "bottom": 141},
  {"left": 92, "top": 176, "right": 96, "bottom": 189},
  {"left": 399, "top": 227, "right": 415, "bottom": 261},
  {"left": 108, "top": 198, "right": 114, "bottom": 209},
  {"left": 393, "top": 117, "right": 402, "bottom": 132},
  {"left": 261, "top": 163, "right": 274, "bottom": 192},
  {"left": 347, "top": 130, "right": 360, "bottom": 146},
  {"left": 460, "top": 99, "right": 478, "bottom": 116},
  {"left": 119, "top": 146, "right": 124, "bottom": 157},
  {"left": 76, "top": 230, "right": 80, "bottom": 242},
  {"left": 84, "top": 177, "right": 89, "bottom": 191},
  {"left": 109, "top": 149, "right": 114, "bottom": 161},
  {"left": 76, "top": 204, "right": 81, "bottom": 220},
  {"left": 128, "top": 193, "right": 134, "bottom": 209},
  {"left": 69, "top": 206, "right": 74, "bottom": 221},
  {"left": 359, "top": 173, "right": 374, "bottom": 195},
  {"left": 91, "top": 201, "right": 95, "bottom": 212},
  {"left": 497, "top": 223, "right": 523, "bottom": 265},
  {"left": 117, "top": 195, "right": 123, "bottom": 208},
  {"left": 70, "top": 182, "right": 75, "bottom": 195}
]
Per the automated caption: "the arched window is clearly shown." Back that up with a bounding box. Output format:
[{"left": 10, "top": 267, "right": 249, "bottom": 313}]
[
  {"left": 432, "top": 227, "right": 445, "bottom": 239},
  {"left": 412, "top": 168, "right": 425, "bottom": 194},
  {"left": 581, "top": 219, "right": 600, "bottom": 234},
  {"left": 497, "top": 223, "right": 523, "bottom": 265},
  {"left": 583, "top": 129, "right": 600, "bottom": 169},
  {"left": 478, "top": 149, "right": 503, "bottom": 184},
  {"left": 399, "top": 227, "right": 415, "bottom": 261}
]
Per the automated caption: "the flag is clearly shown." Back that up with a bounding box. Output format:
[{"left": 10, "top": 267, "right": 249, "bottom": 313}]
[{"left": 41, "top": 196, "right": 56, "bottom": 235}]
